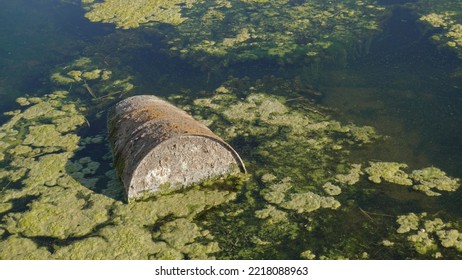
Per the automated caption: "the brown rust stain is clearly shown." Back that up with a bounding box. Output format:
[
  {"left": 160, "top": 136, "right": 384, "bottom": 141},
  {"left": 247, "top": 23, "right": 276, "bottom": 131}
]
[{"left": 123, "top": 102, "right": 219, "bottom": 138}]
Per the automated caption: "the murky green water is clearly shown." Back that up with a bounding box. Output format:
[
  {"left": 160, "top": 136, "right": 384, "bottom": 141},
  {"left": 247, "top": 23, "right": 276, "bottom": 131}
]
[{"left": 1, "top": 0, "right": 462, "bottom": 259}]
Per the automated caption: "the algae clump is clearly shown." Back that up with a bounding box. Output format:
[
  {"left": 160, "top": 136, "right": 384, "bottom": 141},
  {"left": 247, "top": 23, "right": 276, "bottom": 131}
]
[
  {"left": 409, "top": 167, "right": 460, "bottom": 196},
  {"left": 261, "top": 178, "right": 340, "bottom": 214},
  {"left": 335, "top": 163, "right": 362, "bottom": 185},
  {"left": 322, "top": 182, "right": 342, "bottom": 196},
  {"left": 392, "top": 212, "right": 462, "bottom": 256},
  {"left": 161, "top": 0, "right": 388, "bottom": 67},
  {"left": 396, "top": 213, "right": 420, "bottom": 234},
  {"left": 49, "top": 57, "right": 134, "bottom": 101},
  {"left": 0, "top": 236, "right": 52, "bottom": 260},
  {"left": 437, "top": 229, "right": 462, "bottom": 251},
  {"left": 83, "top": 0, "right": 203, "bottom": 29},
  {"left": 5, "top": 189, "right": 111, "bottom": 239},
  {"left": 365, "top": 161, "right": 413, "bottom": 186},
  {"left": 364, "top": 161, "right": 460, "bottom": 197}
]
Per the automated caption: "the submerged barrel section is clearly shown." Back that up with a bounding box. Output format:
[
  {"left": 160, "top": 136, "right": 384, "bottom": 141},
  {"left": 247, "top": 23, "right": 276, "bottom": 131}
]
[{"left": 107, "top": 95, "right": 246, "bottom": 201}]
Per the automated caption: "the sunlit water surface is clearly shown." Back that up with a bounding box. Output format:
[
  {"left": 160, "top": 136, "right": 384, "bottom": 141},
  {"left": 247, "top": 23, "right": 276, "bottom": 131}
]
[{"left": 1, "top": 0, "right": 461, "bottom": 259}]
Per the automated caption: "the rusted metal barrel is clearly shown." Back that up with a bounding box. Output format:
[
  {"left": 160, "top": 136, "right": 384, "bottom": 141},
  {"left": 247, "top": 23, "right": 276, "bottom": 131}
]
[{"left": 107, "top": 95, "right": 246, "bottom": 201}]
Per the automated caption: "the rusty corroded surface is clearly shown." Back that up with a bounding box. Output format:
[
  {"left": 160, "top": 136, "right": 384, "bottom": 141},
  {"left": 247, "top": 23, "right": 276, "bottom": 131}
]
[{"left": 107, "top": 95, "right": 246, "bottom": 201}]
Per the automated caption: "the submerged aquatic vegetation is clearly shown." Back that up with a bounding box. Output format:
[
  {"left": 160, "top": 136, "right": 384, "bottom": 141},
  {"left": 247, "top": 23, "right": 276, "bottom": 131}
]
[
  {"left": 389, "top": 213, "right": 462, "bottom": 256},
  {"left": 49, "top": 188, "right": 236, "bottom": 259},
  {"left": 364, "top": 161, "right": 460, "bottom": 196},
  {"left": 174, "top": 76, "right": 462, "bottom": 259},
  {"left": 163, "top": 0, "right": 388, "bottom": 67},
  {"left": 170, "top": 77, "right": 389, "bottom": 258},
  {"left": 187, "top": 78, "right": 382, "bottom": 189},
  {"left": 1, "top": 68, "right": 461, "bottom": 259},
  {"left": 0, "top": 59, "right": 238, "bottom": 260},
  {"left": 410, "top": 167, "right": 460, "bottom": 196},
  {"left": 365, "top": 161, "right": 413, "bottom": 186},
  {"left": 413, "top": 0, "right": 462, "bottom": 58},
  {"left": 81, "top": 0, "right": 203, "bottom": 28},
  {"left": 79, "top": 0, "right": 389, "bottom": 66},
  {"left": 50, "top": 57, "right": 134, "bottom": 101},
  {"left": 1, "top": 0, "right": 462, "bottom": 259}
]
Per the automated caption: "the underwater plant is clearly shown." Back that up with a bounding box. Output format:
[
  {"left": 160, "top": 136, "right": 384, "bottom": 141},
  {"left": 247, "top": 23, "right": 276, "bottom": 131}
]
[
  {"left": 79, "top": 0, "right": 389, "bottom": 68},
  {"left": 413, "top": 0, "right": 462, "bottom": 58}
]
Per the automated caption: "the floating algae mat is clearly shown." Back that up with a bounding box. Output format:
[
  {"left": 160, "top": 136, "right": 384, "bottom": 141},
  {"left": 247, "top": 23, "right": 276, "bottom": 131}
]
[{"left": 1, "top": 0, "right": 462, "bottom": 259}]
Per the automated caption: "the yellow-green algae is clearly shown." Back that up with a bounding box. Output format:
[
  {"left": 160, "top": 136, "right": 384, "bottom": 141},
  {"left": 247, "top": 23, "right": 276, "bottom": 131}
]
[
  {"left": 3, "top": 52, "right": 462, "bottom": 259},
  {"left": 322, "top": 182, "right": 342, "bottom": 196},
  {"left": 160, "top": 0, "right": 388, "bottom": 67},
  {"left": 0, "top": 236, "right": 52, "bottom": 260},
  {"left": 365, "top": 161, "right": 413, "bottom": 186},
  {"left": 46, "top": 187, "right": 235, "bottom": 259},
  {"left": 169, "top": 77, "right": 395, "bottom": 259},
  {"left": 364, "top": 161, "right": 460, "bottom": 196},
  {"left": 48, "top": 188, "right": 236, "bottom": 259},
  {"left": 413, "top": 0, "right": 462, "bottom": 58},
  {"left": 184, "top": 78, "right": 381, "bottom": 198},
  {"left": 82, "top": 0, "right": 203, "bottom": 29},
  {"left": 4, "top": 187, "right": 111, "bottom": 239},
  {"left": 409, "top": 167, "right": 460, "bottom": 196},
  {"left": 171, "top": 76, "right": 462, "bottom": 259},
  {"left": 335, "top": 163, "right": 363, "bottom": 186},
  {"left": 389, "top": 213, "right": 462, "bottom": 256},
  {"left": 260, "top": 177, "right": 341, "bottom": 213},
  {"left": 50, "top": 57, "right": 134, "bottom": 100},
  {"left": 0, "top": 60, "right": 239, "bottom": 259},
  {"left": 254, "top": 205, "right": 288, "bottom": 224}
]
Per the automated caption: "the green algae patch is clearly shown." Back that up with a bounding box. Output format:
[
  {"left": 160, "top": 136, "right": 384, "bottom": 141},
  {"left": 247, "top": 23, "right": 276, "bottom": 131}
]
[
  {"left": 112, "top": 188, "right": 237, "bottom": 227},
  {"left": 335, "top": 163, "right": 363, "bottom": 186},
  {"left": 255, "top": 205, "right": 289, "bottom": 224},
  {"left": 260, "top": 178, "right": 340, "bottom": 214},
  {"left": 83, "top": 0, "right": 203, "bottom": 29},
  {"left": 414, "top": 0, "right": 462, "bottom": 58},
  {"left": 0, "top": 202, "right": 12, "bottom": 214},
  {"left": 407, "top": 231, "right": 438, "bottom": 255},
  {"left": 437, "top": 229, "right": 462, "bottom": 251},
  {"left": 0, "top": 236, "right": 52, "bottom": 260},
  {"left": 50, "top": 187, "right": 237, "bottom": 259},
  {"left": 50, "top": 57, "right": 134, "bottom": 100},
  {"left": 0, "top": 91, "right": 86, "bottom": 188},
  {"left": 386, "top": 212, "right": 462, "bottom": 257},
  {"left": 53, "top": 226, "right": 166, "bottom": 259},
  {"left": 0, "top": 89, "right": 114, "bottom": 243},
  {"left": 409, "top": 167, "right": 460, "bottom": 196},
  {"left": 365, "top": 161, "right": 413, "bottom": 186},
  {"left": 322, "top": 182, "right": 342, "bottom": 196},
  {"left": 396, "top": 213, "right": 420, "bottom": 234},
  {"left": 24, "top": 125, "right": 79, "bottom": 151},
  {"left": 160, "top": 0, "right": 389, "bottom": 68},
  {"left": 363, "top": 162, "right": 460, "bottom": 197},
  {"left": 4, "top": 189, "right": 111, "bottom": 239},
  {"left": 153, "top": 218, "right": 220, "bottom": 259},
  {"left": 280, "top": 191, "right": 341, "bottom": 213},
  {"left": 300, "top": 250, "right": 316, "bottom": 260},
  {"left": 21, "top": 153, "right": 74, "bottom": 189}
]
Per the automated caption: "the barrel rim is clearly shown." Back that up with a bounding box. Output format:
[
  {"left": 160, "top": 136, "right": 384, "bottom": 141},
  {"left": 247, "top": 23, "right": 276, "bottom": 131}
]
[
  {"left": 127, "top": 133, "right": 247, "bottom": 197},
  {"left": 184, "top": 133, "right": 247, "bottom": 174},
  {"left": 131, "top": 132, "right": 247, "bottom": 176}
]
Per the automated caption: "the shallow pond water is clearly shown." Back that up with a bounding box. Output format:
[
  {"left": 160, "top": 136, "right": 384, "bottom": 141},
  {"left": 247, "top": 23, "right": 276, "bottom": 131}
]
[{"left": 0, "top": 0, "right": 461, "bottom": 259}]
